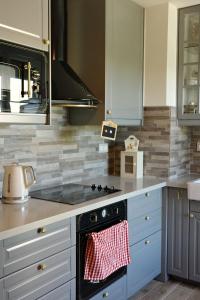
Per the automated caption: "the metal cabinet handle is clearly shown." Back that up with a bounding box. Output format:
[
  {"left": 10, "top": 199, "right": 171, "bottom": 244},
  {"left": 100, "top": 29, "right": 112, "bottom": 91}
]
[
  {"left": 145, "top": 216, "right": 150, "bottom": 221},
  {"left": 37, "top": 263, "right": 47, "bottom": 271},
  {"left": 145, "top": 192, "right": 150, "bottom": 197},
  {"left": 145, "top": 240, "right": 151, "bottom": 245},
  {"left": 43, "top": 39, "right": 50, "bottom": 45},
  {"left": 102, "top": 292, "right": 109, "bottom": 298},
  {"left": 106, "top": 109, "right": 112, "bottom": 115},
  {"left": 37, "top": 227, "right": 46, "bottom": 234},
  {"left": 190, "top": 213, "right": 194, "bottom": 219},
  {"left": 27, "top": 62, "right": 31, "bottom": 98}
]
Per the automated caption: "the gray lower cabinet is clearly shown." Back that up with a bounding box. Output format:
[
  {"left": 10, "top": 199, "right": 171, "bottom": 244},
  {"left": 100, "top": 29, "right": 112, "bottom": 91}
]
[
  {"left": 127, "top": 188, "right": 162, "bottom": 298},
  {"left": 0, "top": 217, "right": 76, "bottom": 300},
  {"left": 38, "top": 279, "right": 76, "bottom": 300},
  {"left": 90, "top": 275, "right": 126, "bottom": 300},
  {"left": 127, "top": 231, "right": 161, "bottom": 298},
  {"left": 189, "top": 201, "right": 200, "bottom": 282},
  {"left": 167, "top": 188, "right": 189, "bottom": 279}
]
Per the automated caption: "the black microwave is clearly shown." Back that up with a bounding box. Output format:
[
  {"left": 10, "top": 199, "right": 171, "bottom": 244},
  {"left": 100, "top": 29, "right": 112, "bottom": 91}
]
[{"left": 0, "top": 41, "right": 49, "bottom": 115}]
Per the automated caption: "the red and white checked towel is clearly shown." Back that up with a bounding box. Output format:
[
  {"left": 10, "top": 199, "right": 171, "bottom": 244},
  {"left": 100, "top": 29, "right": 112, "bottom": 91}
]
[{"left": 84, "top": 220, "right": 131, "bottom": 281}]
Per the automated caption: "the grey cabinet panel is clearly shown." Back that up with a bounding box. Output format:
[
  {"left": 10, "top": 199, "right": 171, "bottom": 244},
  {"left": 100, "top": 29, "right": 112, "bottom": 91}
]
[
  {"left": 3, "top": 218, "right": 75, "bottom": 276},
  {"left": 38, "top": 279, "right": 76, "bottom": 300},
  {"left": 3, "top": 247, "right": 75, "bottom": 300},
  {"left": 129, "top": 208, "right": 161, "bottom": 246},
  {"left": 127, "top": 230, "right": 161, "bottom": 298},
  {"left": 0, "top": 0, "right": 49, "bottom": 51},
  {"left": 0, "top": 279, "right": 4, "bottom": 300},
  {"left": 105, "top": 0, "right": 144, "bottom": 126},
  {"left": 167, "top": 188, "right": 189, "bottom": 279},
  {"left": 90, "top": 275, "right": 126, "bottom": 300},
  {"left": 189, "top": 211, "right": 200, "bottom": 282},
  {"left": 128, "top": 189, "right": 162, "bottom": 220},
  {"left": 0, "top": 240, "right": 3, "bottom": 279}
]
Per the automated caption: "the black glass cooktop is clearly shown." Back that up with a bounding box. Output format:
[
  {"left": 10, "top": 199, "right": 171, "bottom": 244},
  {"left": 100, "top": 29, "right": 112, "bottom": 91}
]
[{"left": 30, "top": 183, "right": 121, "bottom": 205}]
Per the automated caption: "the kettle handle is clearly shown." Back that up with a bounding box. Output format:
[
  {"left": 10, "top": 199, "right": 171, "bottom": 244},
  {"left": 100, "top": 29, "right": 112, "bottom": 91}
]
[{"left": 23, "top": 166, "right": 36, "bottom": 188}]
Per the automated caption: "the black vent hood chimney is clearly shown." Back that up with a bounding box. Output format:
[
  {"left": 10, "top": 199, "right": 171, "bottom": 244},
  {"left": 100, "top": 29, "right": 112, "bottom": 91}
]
[{"left": 51, "top": 0, "right": 99, "bottom": 108}]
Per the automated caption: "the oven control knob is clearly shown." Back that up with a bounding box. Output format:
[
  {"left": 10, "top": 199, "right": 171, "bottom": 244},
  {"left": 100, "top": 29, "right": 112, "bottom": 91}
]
[
  {"left": 98, "top": 185, "right": 102, "bottom": 191},
  {"left": 90, "top": 212, "right": 98, "bottom": 223},
  {"left": 113, "top": 206, "right": 119, "bottom": 215},
  {"left": 101, "top": 209, "right": 107, "bottom": 218},
  {"left": 91, "top": 184, "right": 96, "bottom": 190}
]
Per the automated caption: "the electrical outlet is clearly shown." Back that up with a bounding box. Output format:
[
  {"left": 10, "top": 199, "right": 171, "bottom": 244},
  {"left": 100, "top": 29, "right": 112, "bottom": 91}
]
[
  {"left": 197, "top": 140, "right": 200, "bottom": 152},
  {"left": 99, "top": 143, "right": 108, "bottom": 153}
]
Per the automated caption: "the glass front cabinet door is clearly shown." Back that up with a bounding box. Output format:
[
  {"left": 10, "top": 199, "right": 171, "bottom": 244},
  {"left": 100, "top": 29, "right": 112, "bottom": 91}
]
[{"left": 178, "top": 5, "right": 200, "bottom": 125}]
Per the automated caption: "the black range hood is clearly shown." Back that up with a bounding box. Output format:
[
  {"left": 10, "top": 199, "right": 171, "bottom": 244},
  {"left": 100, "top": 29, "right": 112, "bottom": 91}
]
[{"left": 51, "top": 0, "right": 99, "bottom": 108}]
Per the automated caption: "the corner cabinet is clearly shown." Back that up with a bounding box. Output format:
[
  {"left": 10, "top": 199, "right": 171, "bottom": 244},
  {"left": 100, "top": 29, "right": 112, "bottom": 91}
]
[
  {"left": 178, "top": 5, "right": 200, "bottom": 126},
  {"left": 105, "top": 0, "right": 144, "bottom": 126},
  {"left": 0, "top": 0, "right": 49, "bottom": 51}
]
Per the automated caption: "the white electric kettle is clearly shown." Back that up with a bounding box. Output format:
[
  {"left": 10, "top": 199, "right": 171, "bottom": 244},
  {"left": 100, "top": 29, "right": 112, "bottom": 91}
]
[{"left": 2, "top": 163, "right": 36, "bottom": 204}]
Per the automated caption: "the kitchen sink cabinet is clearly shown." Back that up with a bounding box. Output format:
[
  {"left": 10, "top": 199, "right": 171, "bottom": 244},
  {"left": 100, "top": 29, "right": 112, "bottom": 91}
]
[
  {"left": 167, "top": 188, "right": 189, "bottom": 279},
  {"left": 127, "top": 188, "right": 162, "bottom": 298},
  {"left": 0, "top": 0, "right": 49, "bottom": 51}
]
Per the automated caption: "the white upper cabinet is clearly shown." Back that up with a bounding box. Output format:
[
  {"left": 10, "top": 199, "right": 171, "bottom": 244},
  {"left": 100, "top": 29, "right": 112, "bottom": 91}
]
[{"left": 0, "top": 0, "right": 49, "bottom": 51}]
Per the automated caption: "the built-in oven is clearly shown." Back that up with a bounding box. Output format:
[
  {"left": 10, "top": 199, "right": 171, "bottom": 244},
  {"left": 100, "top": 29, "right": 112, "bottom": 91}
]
[
  {"left": 0, "top": 41, "right": 49, "bottom": 115},
  {"left": 76, "top": 200, "right": 127, "bottom": 300}
]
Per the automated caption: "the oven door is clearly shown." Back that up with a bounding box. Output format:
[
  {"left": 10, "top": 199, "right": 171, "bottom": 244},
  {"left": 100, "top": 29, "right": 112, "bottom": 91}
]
[
  {"left": 76, "top": 220, "right": 127, "bottom": 300},
  {"left": 0, "top": 41, "right": 48, "bottom": 115}
]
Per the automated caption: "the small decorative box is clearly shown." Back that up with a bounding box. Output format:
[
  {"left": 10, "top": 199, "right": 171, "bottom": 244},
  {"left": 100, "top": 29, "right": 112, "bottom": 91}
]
[{"left": 120, "top": 151, "right": 143, "bottom": 178}]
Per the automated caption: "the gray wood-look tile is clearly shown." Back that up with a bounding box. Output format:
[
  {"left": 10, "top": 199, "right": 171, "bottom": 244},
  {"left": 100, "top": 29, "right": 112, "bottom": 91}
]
[{"left": 129, "top": 280, "right": 200, "bottom": 300}]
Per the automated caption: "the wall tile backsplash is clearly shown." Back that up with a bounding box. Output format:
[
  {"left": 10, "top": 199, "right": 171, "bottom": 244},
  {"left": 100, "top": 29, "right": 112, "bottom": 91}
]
[{"left": 0, "top": 107, "right": 108, "bottom": 192}]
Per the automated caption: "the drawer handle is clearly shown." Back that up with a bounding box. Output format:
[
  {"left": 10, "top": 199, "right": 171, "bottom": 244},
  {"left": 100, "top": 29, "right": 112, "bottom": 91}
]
[
  {"left": 145, "top": 216, "right": 150, "bottom": 221},
  {"left": 145, "top": 240, "right": 151, "bottom": 245},
  {"left": 145, "top": 192, "right": 150, "bottom": 197},
  {"left": 103, "top": 292, "right": 109, "bottom": 298},
  {"left": 37, "top": 227, "right": 46, "bottom": 234},
  {"left": 190, "top": 213, "right": 194, "bottom": 219},
  {"left": 37, "top": 263, "right": 47, "bottom": 271}
]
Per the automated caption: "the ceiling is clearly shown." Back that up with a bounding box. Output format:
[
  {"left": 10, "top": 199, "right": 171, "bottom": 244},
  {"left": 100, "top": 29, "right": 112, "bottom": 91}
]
[{"left": 133, "top": 0, "right": 200, "bottom": 8}]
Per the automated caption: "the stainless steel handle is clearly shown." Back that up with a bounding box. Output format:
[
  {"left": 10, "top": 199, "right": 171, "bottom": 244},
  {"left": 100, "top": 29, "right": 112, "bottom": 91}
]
[
  {"left": 102, "top": 292, "right": 109, "bottom": 298},
  {"left": 145, "top": 216, "right": 150, "bottom": 221},
  {"left": 145, "top": 240, "right": 151, "bottom": 245},
  {"left": 145, "top": 192, "right": 150, "bottom": 197},
  {"left": 27, "top": 62, "right": 31, "bottom": 98}
]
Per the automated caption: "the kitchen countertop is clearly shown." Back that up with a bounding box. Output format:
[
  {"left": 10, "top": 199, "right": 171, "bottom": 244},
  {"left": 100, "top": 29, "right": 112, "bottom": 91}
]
[
  {"left": 167, "top": 173, "right": 200, "bottom": 189},
  {"left": 0, "top": 175, "right": 166, "bottom": 239}
]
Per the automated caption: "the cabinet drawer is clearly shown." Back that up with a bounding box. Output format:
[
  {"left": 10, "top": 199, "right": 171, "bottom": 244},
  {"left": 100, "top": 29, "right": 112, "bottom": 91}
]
[
  {"left": 38, "top": 279, "right": 76, "bottom": 300},
  {"left": 129, "top": 208, "right": 161, "bottom": 245},
  {"left": 90, "top": 275, "right": 126, "bottom": 300},
  {"left": 127, "top": 231, "right": 161, "bottom": 298},
  {"left": 128, "top": 189, "right": 162, "bottom": 220},
  {"left": 190, "top": 200, "right": 200, "bottom": 212},
  {"left": 3, "top": 218, "right": 75, "bottom": 276},
  {"left": 3, "top": 247, "right": 75, "bottom": 300}
]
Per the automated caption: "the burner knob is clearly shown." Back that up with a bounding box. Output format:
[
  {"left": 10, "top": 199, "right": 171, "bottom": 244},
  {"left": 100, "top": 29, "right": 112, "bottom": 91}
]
[
  {"left": 91, "top": 184, "right": 96, "bottom": 190},
  {"left": 90, "top": 212, "right": 98, "bottom": 223},
  {"left": 104, "top": 185, "right": 108, "bottom": 192},
  {"left": 98, "top": 185, "right": 102, "bottom": 191}
]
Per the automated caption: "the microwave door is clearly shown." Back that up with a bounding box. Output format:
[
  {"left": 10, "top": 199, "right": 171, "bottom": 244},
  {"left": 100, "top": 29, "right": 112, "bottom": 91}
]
[{"left": 0, "top": 62, "right": 20, "bottom": 112}]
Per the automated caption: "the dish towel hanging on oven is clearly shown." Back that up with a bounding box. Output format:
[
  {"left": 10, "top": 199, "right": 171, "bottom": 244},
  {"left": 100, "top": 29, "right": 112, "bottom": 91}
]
[{"left": 84, "top": 220, "right": 131, "bottom": 281}]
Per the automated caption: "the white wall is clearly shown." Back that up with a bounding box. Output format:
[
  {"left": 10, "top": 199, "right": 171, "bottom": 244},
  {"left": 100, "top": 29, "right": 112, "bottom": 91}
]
[{"left": 144, "top": 2, "right": 178, "bottom": 107}]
